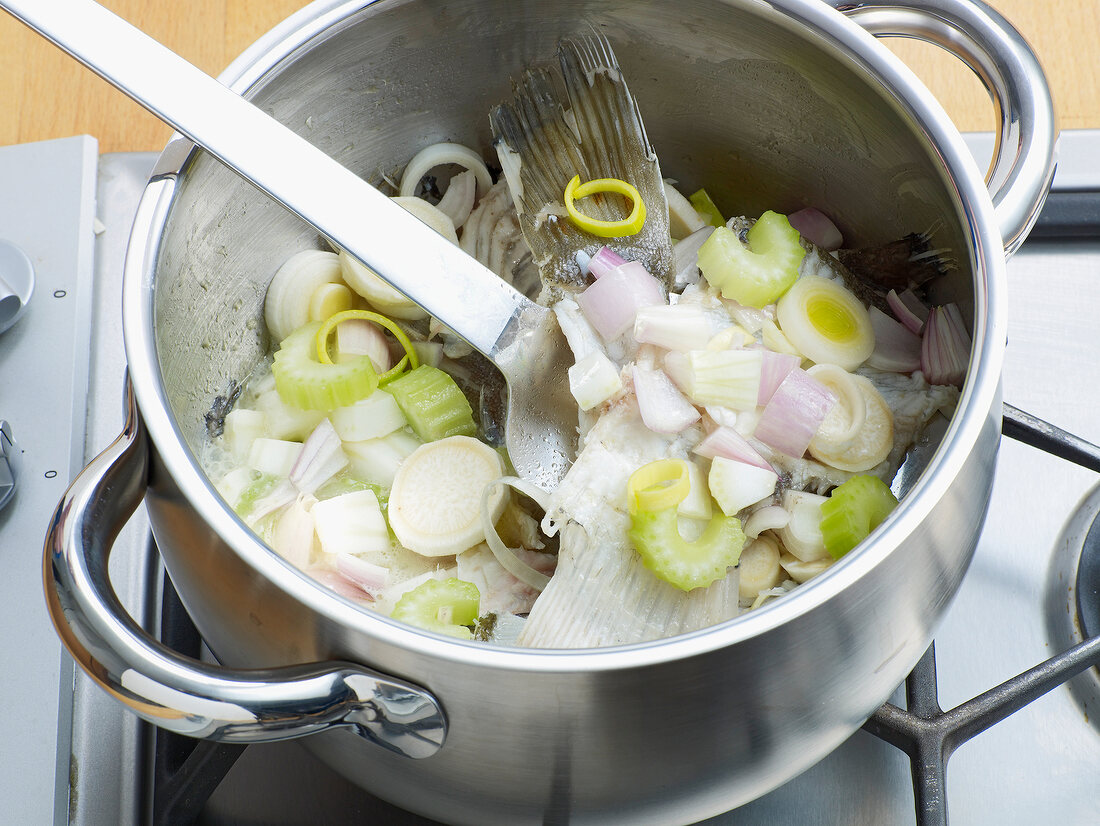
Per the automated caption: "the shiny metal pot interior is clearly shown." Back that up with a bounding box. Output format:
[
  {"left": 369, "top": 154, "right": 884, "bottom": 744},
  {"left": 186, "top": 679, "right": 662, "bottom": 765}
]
[{"left": 45, "top": 0, "right": 1054, "bottom": 822}]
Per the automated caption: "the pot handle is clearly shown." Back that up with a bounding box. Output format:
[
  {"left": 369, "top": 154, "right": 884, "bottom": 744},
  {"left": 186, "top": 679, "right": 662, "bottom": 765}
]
[
  {"left": 831, "top": 0, "right": 1056, "bottom": 256},
  {"left": 43, "top": 379, "right": 446, "bottom": 758}
]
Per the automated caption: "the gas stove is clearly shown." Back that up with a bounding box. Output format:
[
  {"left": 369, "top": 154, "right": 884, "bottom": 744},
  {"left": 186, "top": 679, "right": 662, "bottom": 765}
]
[{"left": 2, "top": 131, "right": 1099, "bottom": 825}]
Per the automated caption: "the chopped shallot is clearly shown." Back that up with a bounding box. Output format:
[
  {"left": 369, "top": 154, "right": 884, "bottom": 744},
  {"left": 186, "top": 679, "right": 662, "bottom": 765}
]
[
  {"left": 693, "top": 425, "right": 772, "bottom": 471},
  {"left": 921, "top": 303, "right": 970, "bottom": 388},
  {"left": 633, "top": 364, "right": 700, "bottom": 433},
  {"left": 336, "top": 553, "right": 389, "bottom": 598},
  {"left": 757, "top": 350, "right": 801, "bottom": 405},
  {"left": 576, "top": 261, "right": 665, "bottom": 340},
  {"left": 786, "top": 207, "right": 843, "bottom": 250},
  {"left": 753, "top": 368, "right": 836, "bottom": 458},
  {"left": 289, "top": 419, "right": 349, "bottom": 494},
  {"left": 867, "top": 305, "right": 922, "bottom": 372},
  {"left": 887, "top": 288, "right": 929, "bottom": 334},
  {"left": 586, "top": 245, "right": 628, "bottom": 279}
]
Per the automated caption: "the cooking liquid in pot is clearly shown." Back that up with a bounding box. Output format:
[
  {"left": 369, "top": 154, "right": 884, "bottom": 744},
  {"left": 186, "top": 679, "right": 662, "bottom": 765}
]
[{"left": 201, "top": 125, "right": 964, "bottom": 648}]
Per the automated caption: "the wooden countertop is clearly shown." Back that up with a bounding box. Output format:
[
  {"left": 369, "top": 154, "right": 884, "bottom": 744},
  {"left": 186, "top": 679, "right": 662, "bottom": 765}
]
[{"left": 1, "top": 1, "right": 1094, "bottom": 154}]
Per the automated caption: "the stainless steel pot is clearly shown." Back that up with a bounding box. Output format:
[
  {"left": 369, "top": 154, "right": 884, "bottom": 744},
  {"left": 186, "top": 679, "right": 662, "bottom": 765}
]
[{"left": 44, "top": 1, "right": 1054, "bottom": 822}]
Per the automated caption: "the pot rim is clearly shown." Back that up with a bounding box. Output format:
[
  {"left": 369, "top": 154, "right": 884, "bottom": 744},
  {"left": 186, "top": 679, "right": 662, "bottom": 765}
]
[{"left": 122, "top": 0, "right": 1006, "bottom": 673}]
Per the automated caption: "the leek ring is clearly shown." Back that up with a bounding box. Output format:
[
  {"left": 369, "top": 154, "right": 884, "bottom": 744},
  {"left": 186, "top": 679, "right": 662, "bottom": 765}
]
[{"left": 564, "top": 175, "right": 646, "bottom": 238}]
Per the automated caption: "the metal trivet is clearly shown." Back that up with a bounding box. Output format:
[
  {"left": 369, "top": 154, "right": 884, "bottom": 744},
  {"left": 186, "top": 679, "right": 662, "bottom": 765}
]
[{"left": 861, "top": 403, "right": 1100, "bottom": 826}]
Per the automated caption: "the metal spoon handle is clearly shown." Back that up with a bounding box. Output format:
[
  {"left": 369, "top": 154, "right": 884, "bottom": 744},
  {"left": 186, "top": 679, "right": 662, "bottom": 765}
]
[{"left": 0, "top": 0, "right": 531, "bottom": 359}]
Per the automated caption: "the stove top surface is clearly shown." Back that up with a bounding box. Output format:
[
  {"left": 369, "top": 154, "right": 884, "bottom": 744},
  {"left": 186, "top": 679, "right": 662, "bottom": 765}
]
[{"left": 4, "top": 131, "right": 1100, "bottom": 825}]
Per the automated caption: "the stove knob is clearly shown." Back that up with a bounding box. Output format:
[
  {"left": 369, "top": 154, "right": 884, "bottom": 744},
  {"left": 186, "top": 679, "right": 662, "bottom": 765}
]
[
  {"left": 0, "top": 239, "right": 35, "bottom": 335},
  {"left": 0, "top": 421, "right": 15, "bottom": 511}
]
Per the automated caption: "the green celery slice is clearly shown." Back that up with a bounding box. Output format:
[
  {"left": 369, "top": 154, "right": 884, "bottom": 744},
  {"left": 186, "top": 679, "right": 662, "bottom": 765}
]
[
  {"left": 697, "top": 212, "right": 806, "bottom": 308},
  {"left": 272, "top": 322, "right": 379, "bottom": 411},
  {"left": 385, "top": 365, "right": 476, "bottom": 442},
  {"left": 819, "top": 475, "right": 899, "bottom": 559},
  {"left": 628, "top": 507, "right": 746, "bottom": 592},
  {"left": 689, "top": 188, "right": 725, "bottom": 228},
  {"left": 391, "top": 578, "right": 480, "bottom": 638}
]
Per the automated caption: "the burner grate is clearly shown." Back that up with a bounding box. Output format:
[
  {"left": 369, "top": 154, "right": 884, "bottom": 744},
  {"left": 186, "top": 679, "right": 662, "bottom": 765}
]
[{"left": 862, "top": 404, "right": 1100, "bottom": 825}]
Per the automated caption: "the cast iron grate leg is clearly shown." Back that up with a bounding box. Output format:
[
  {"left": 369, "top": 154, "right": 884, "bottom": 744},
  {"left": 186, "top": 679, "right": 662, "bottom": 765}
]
[
  {"left": 149, "top": 578, "right": 247, "bottom": 826},
  {"left": 861, "top": 404, "right": 1100, "bottom": 824}
]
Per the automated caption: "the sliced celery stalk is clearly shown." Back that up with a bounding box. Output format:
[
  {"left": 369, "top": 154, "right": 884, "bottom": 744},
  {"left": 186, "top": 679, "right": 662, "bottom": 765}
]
[
  {"left": 697, "top": 212, "right": 806, "bottom": 308},
  {"left": 391, "top": 577, "right": 480, "bottom": 638},
  {"left": 689, "top": 188, "right": 725, "bottom": 228},
  {"left": 819, "top": 475, "right": 898, "bottom": 559},
  {"left": 628, "top": 506, "right": 745, "bottom": 591},
  {"left": 385, "top": 365, "right": 476, "bottom": 442},
  {"left": 272, "top": 322, "right": 379, "bottom": 411}
]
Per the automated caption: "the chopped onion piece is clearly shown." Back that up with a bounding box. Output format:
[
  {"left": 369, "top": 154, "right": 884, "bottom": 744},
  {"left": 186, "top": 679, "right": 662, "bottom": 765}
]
[
  {"left": 271, "top": 498, "right": 316, "bottom": 569},
  {"left": 309, "top": 568, "right": 376, "bottom": 602},
  {"left": 247, "top": 478, "right": 298, "bottom": 523},
  {"left": 398, "top": 142, "right": 493, "bottom": 199},
  {"left": 758, "top": 350, "right": 801, "bottom": 405},
  {"left": 435, "top": 169, "right": 477, "bottom": 229},
  {"left": 587, "top": 246, "right": 628, "bottom": 279},
  {"left": 336, "top": 553, "right": 389, "bottom": 597},
  {"left": 289, "top": 419, "right": 349, "bottom": 494},
  {"left": 576, "top": 261, "right": 665, "bottom": 340},
  {"left": 708, "top": 456, "right": 779, "bottom": 516},
  {"left": 743, "top": 505, "right": 791, "bottom": 538},
  {"left": 887, "top": 288, "right": 930, "bottom": 334},
  {"left": 921, "top": 303, "right": 971, "bottom": 388},
  {"left": 787, "top": 207, "right": 843, "bottom": 250},
  {"left": 248, "top": 438, "right": 302, "bottom": 478},
  {"left": 867, "top": 305, "right": 921, "bottom": 372},
  {"left": 671, "top": 225, "right": 715, "bottom": 289},
  {"left": 481, "top": 478, "right": 552, "bottom": 591},
  {"left": 633, "top": 365, "right": 701, "bottom": 434},
  {"left": 754, "top": 368, "right": 836, "bottom": 458},
  {"left": 693, "top": 426, "right": 773, "bottom": 471},
  {"left": 335, "top": 318, "right": 392, "bottom": 372}
]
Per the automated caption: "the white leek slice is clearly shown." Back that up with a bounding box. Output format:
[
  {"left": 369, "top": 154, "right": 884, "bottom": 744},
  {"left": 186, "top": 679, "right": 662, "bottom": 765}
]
[
  {"left": 344, "top": 429, "right": 422, "bottom": 487},
  {"left": 398, "top": 142, "right": 493, "bottom": 200},
  {"left": 312, "top": 489, "right": 390, "bottom": 556},
  {"left": 682, "top": 349, "right": 762, "bottom": 410},
  {"left": 338, "top": 197, "right": 457, "bottom": 321},
  {"left": 776, "top": 276, "right": 874, "bottom": 370},
  {"left": 708, "top": 456, "right": 778, "bottom": 516},
  {"left": 738, "top": 536, "right": 784, "bottom": 599},
  {"left": 271, "top": 498, "right": 316, "bottom": 569},
  {"left": 634, "top": 304, "right": 720, "bottom": 352},
  {"left": 807, "top": 366, "right": 893, "bottom": 472},
  {"left": 480, "top": 477, "right": 552, "bottom": 591},
  {"left": 388, "top": 436, "right": 507, "bottom": 557},
  {"left": 251, "top": 383, "right": 325, "bottom": 441},
  {"left": 742, "top": 504, "right": 790, "bottom": 538},
  {"left": 677, "top": 461, "right": 713, "bottom": 521},
  {"left": 568, "top": 351, "right": 622, "bottom": 411},
  {"left": 663, "top": 180, "right": 708, "bottom": 240},
  {"left": 330, "top": 390, "right": 407, "bottom": 442},
  {"left": 223, "top": 408, "right": 266, "bottom": 460},
  {"left": 780, "top": 551, "right": 833, "bottom": 584},
  {"left": 308, "top": 282, "right": 354, "bottom": 323},
  {"left": 248, "top": 438, "right": 302, "bottom": 478},
  {"left": 264, "top": 250, "right": 344, "bottom": 343},
  {"left": 777, "top": 490, "right": 829, "bottom": 562}
]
